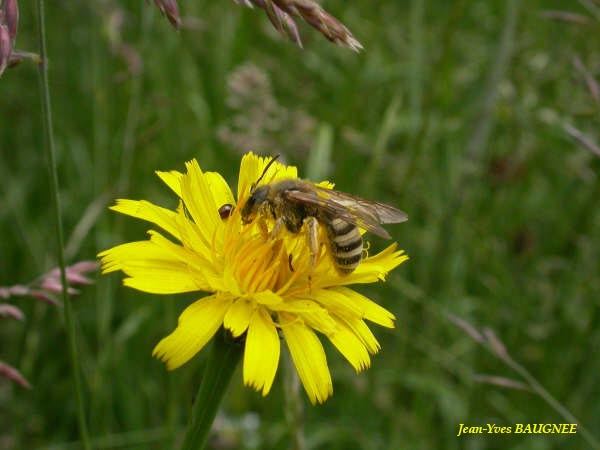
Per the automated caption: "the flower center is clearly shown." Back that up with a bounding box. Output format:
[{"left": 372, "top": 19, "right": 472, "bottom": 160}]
[{"left": 218, "top": 208, "right": 319, "bottom": 296}]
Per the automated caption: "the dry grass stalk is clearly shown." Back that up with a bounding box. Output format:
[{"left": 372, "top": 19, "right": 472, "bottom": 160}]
[
  {"left": 472, "top": 374, "right": 529, "bottom": 391},
  {"left": 448, "top": 313, "right": 600, "bottom": 450},
  {"left": 572, "top": 55, "right": 600, "bottom": 104},
  {"left": 539, "top": 10, "right": 591, "bottom": 25},
  {"left": 446, "top": 313, "right": 485, "bottom": 343},
  {"left": 238, "top": 0, "right": 362, "bottom": 51},
  {"left": 564, "top": 123, "right": 600, "bottom": 158}
]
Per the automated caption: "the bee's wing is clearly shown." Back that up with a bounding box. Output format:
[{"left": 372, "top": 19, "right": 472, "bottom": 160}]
[
  {"left": 316, "top": 187, "right": 409, "bottom": 225},
  {"left": 284, "top": 187, "right": 406, "bottom": 239}
]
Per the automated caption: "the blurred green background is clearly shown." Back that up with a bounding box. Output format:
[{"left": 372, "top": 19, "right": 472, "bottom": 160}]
[{"left": 2, "top": 0, "right": 600, "bottom": 449}]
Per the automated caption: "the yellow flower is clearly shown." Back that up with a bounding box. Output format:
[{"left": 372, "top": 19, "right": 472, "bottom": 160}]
[{"left": 98, "top": 153, "right": 408, "bottom": 404}]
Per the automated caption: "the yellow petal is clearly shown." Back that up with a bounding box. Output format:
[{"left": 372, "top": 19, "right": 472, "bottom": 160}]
[
  {"left": 237, "top": 152, "right": 298, "bottom": 201},
  {"left": 173, "top": 210, "right": 214, "bottom": 265},
  {"left": 237, "top": 152, "right": 261, "bottom": 201},
  {"left": 148, "top": 230, "right": 209, "bottom": 272},
  {"left": 316, "top": 180, "right": 334, "bottom": 189},
  {"left": 280, "top": 313, "right": 333, "bottom": 404},
  {"left": 147, "top": 230, "right": 219, "bottom": 292},
  {"left": 243, "top": 308, "right": 280, "bottom": 395},
  {"left": 271, "top": 299, "right": 336, "bottom": 335},
  {"left": 98, "top": 241, "right": 159, "bottom": 273},
  {"left": 341, "top": 316, "right": 381, "bottom": 355},
  {"left": 205, "top": 171, "right": 235, "bottom": 208},
  {"left": 156, "top": 170, "right": 184, "bottom": 197},
  {"left": 123, "top": 270, "right": 199, "bottom": 294},
  {"left": 253, "top": 290, "right": 284, "bottom": 306},
  {"left": 98, "top": 240, "right": 203, "bottom": 294},
  {"left": 223, "top": 298, "right": 254, "bottom": 337},
  {"left": 309, "top": 288, "right": 363, "bottom": 319},
  {"left": 327, "top": 317, "right": 371, "bottom": 372},
  {"left": 333, "top": 287, "right": 396, "bottom": 328},
  {"left": 180, "top": 160, "right": 220, "bottom": 247},
  {"left": 110, "top": 199, "right": 181, "bottom": 240},
  {"left": 153, "top": 295, "right": 232, "bottom": 369}
]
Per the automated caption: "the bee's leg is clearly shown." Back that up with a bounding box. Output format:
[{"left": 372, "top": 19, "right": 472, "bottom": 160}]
[
  {"left": 257, "top": 217, "right": 270, "bottom": 239},
  {"left": 269, "top": 217, "right": 286, "bottom": 240},
  {"left": 303, "top": 216, "right": 320, "bottom": 268}
]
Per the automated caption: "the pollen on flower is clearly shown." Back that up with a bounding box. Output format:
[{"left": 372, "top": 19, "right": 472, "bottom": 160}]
[{"left": 99, "top": 152, "right": 408, "bottom": 404}]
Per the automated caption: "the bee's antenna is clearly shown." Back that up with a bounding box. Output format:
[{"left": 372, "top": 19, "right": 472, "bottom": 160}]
[{"left": 251, "top": 154, "right": 281, "bottom": 192}]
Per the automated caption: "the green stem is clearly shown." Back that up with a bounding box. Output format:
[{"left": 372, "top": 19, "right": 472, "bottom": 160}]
[
  {"left": 180, "top": 330, "right": 243, "bottom": 450},
  {"left": 36, "top": 1, "right": 92, "bottom": 449},
  {"left": 283, "top": 352, "right": 306, "bottom": 450}
]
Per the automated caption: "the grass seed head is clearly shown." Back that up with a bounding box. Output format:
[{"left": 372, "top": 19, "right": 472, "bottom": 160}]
[
  {"left": 0, "top": 304, "right": 24, "bottom": 321},
  {"left": 153, "top": 0, "right": 181, "bottom": 29},
  {"left": 0, "top": 24, "right": 11, "bottom": 77},
  {"left": 3, "top": 0, "right": 18, "bottom": 41},
  {"left": 275, "top": 0, "right": 363, "bottom": 51},
  {"left": 237, "top": 0, "right": 361, "bottom": 51},
  {"left": 0, "top": 362, "right": 31, "bottom": 389}
]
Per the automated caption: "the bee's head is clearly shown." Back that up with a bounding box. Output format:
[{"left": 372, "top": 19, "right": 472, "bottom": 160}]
[
  {"left": 241, "top": 155, "right": 280, "bottom": 224},
  {"left": 241, "top": 185, "right": 270, "bottom": 224}
]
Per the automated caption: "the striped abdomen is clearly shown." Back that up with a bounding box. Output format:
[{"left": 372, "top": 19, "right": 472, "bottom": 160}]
[{"left": 327, "top": 217, "right": 363, "bottom": 274}]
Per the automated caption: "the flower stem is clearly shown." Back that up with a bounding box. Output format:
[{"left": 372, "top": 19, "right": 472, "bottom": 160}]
[
  {"left": 180, "top": 330, "right": 243, "bottom": 450},
  {"left": 36, "top": 1, "right": 92, "bottom": 449},
  {"left": 283, "top": 352, "right": 306, "bottom": 450}
]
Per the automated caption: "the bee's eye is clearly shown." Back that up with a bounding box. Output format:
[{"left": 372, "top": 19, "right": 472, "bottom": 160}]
[{"left": 245, "top": 196, "right": 256, "bottom": 209}]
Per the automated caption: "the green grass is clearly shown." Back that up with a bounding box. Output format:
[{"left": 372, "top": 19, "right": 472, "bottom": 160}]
[{"left": 2, "top": 0, "right": 600, "bottom": 449}]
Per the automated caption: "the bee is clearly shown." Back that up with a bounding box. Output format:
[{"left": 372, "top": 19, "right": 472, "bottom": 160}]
[{"left": 241, "top": 156, "right": 407, "bottom": 274}]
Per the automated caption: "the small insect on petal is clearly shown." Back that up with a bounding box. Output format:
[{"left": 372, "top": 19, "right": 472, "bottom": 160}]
[
  {"left": 3, "top": 0, "right": 18, "bottom": 41},
  {"left": 218, "top": 204, "right": 234, "bottom": 219},
  {"left": 0, "top": 24, "right": 11, "bottom": 77}
]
